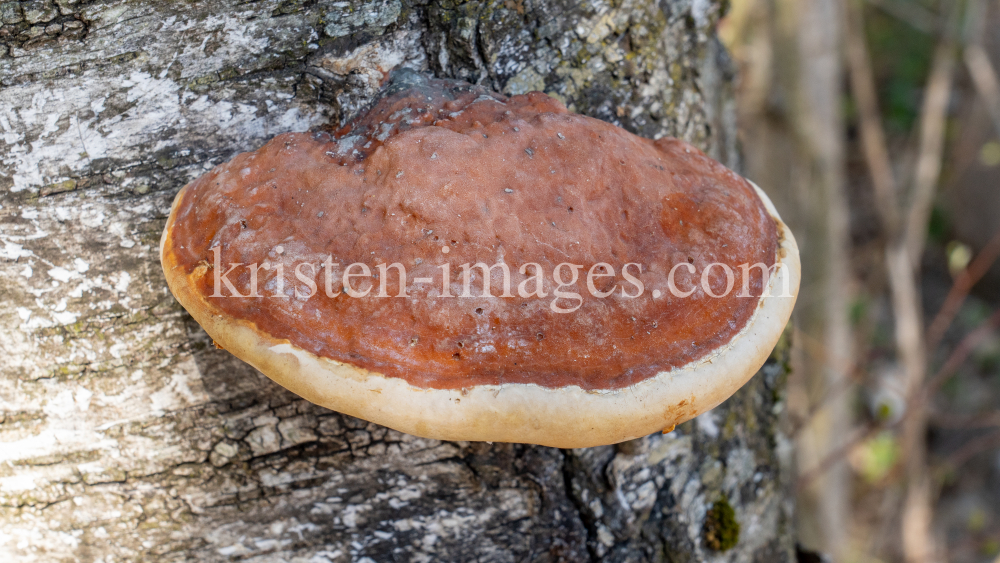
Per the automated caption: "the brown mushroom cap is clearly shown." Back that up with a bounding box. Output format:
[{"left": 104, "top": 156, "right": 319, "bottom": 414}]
[{"left": 160, "top": 71, "right": 800, "bottom": 448}]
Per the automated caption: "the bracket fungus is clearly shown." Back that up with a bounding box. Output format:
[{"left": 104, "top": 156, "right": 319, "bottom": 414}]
[{"left": 160, "top": 70, "right": 800, "bottom": 448}]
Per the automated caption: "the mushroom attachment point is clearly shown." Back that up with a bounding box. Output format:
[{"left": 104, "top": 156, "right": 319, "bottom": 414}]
[{"left": 160, "top": 69, "right": 800, "bottom": 448}]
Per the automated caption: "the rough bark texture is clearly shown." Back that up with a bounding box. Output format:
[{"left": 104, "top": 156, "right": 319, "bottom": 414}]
[{"left": 0, "top": 0, "right": 795, "bottom": 561}]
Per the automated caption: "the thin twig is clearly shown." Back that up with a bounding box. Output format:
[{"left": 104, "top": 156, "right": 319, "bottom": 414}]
[
  {"left": 797, "top": 421, "right": 888, "bottom": 490},
  {"left": 845, "top": 0, "right": 958, "bottom": 559},
  {"left": 925, "top": 227, "right": 1000, "bottom": 350},
  {"left": 964, "top": 45, "right": 1000, "bottom": 139},
  {"left": 865, "top": 0, "right": 940, "bottom": 34},
  {"left": 930, "top": 409, "right": 1000, "bottom": 429},
  {"left": 897, "top": 3, "right": 959, "bottom": 557},
  {"left": 941, "top": 428, "right": 1000, "bottom": 470},
  {"left": 788, "top": 327, "right": 864, "bottom": 437},
  {"left": 845, "top": 0, "right": 900, "bottom": 234},
  {"left": 904, "top": 41, "right": 956, "bottom": 265},
  {"left": 796, "top": 307, "right": 1000, "bottom": 487},
  {"left": 922, "top": 307, "right": 1000, "bottom": 398}
]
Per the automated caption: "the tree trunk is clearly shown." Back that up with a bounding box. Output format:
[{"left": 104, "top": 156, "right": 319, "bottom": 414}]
[{"left": 0, "top": 1, "right": 795, "bottom": 561}]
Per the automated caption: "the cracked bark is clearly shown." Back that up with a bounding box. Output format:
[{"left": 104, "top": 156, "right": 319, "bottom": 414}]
[{"left": 1, "top": 0, "right": 795, "bottom": 561}]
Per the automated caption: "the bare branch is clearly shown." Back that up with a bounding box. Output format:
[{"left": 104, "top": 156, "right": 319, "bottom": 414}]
[
  {"left": 797, "top": 306, "right": 1000, "bottom": 487},
  {"left": 923, "top": 307, "right": 1000, "bottom": 398},
  {"left": 796, "top": 421, "right": 886, "bottom": 491},
  {"left": 925, "top": 227, "right": 1000, "bottom": 350},
  {"left": 941, "top": 429, "right": 1000, "bottom": 471},
  {"left": 904, "top": 42, "right": 956, "bottom": 265},
  {"left": 789, "top": 327, "right": 863, "bottom": 438},
  {"left": 865, "top": 0, "right": 940, "bottom": 34},
  {"left": 930, "top": 409, "right": 1000, "bottom": 429},
  {"left": 964, "top": 45, "right": 1000, "bottom": 139},
  {"left": 845, "top": 0, "right": 901, "bottom": 234}
]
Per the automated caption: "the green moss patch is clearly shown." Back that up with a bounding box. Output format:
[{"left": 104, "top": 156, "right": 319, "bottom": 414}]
[{"left": 703, "top": 497, "right": 740, "bottom": 551}]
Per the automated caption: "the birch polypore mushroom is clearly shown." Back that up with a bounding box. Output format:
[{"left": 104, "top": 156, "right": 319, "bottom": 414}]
[{"left": 160, "top": 70, "right": 800, "bottom": 448}]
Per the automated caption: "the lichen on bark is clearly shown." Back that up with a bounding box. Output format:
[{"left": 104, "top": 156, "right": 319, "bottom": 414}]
[{"left": 1, "top": 0, "right": 790, "bottom": 561}]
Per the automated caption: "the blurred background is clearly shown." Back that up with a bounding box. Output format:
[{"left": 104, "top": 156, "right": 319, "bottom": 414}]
[{"left": 719, "top": 0, "right": 1000, "bottom": 561}]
